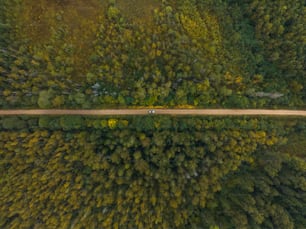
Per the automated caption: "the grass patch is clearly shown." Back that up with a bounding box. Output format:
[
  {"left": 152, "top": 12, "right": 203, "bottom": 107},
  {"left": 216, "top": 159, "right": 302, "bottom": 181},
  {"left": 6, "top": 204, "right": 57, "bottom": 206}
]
[
  {"left": 117, "top": 0, "right": 161, "bottom": 24},
  {"left": 279, "top": 132, "right": 306, "bottom": 158},
  {"left": 12, "top": 0, "right": 104, "bottom": 76}
]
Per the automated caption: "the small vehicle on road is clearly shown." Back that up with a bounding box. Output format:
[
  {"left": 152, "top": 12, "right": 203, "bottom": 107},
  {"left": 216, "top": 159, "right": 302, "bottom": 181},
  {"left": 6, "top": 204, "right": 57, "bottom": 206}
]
[{"left": 148, "top": 109, "right": 156, "bottom": 114}]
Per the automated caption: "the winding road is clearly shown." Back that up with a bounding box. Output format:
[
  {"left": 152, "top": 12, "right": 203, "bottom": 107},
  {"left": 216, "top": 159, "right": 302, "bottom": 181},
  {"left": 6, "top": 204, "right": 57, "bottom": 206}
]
[{"left": 0, "top": 109, "right": 306, "bottom": 116}]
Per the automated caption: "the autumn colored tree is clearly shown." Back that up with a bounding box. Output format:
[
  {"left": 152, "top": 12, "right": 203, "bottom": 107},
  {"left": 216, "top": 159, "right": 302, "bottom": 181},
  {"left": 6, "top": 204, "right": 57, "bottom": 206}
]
[
  {"left": 1, "top": 0, "right": 304, "bottom": 108},
  {"left": 1, "top": 116, "right": 303, "bottom": 228}
]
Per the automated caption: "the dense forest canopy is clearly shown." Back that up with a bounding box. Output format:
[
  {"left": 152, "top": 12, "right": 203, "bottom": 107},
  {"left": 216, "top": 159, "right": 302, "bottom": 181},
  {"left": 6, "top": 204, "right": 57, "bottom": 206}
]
[
  {"left": 0, "top": 0, "right": 305, "bottom": 108},
  {"left": 0, "top": 0, "right": 305, "bottom": 228},
  {"left": 0, "top": 116, "right": 305, "bottom": 228}
]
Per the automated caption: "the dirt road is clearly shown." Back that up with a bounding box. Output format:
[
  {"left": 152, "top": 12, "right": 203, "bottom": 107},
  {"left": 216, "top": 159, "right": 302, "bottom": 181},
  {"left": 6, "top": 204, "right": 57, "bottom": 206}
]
[{"left": 0, "top": 109, "right": 306, "bottom": 116}]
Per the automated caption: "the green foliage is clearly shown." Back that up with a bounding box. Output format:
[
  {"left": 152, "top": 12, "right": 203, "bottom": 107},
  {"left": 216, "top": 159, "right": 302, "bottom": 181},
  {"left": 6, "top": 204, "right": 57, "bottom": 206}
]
[
  {"left": 0, "top": 0, "right": 304, "bottom": 108},
  {"left": 0, "top": 116, "right": 304, "bottom": 228},
  {"left": 243, "top": 0, "right": 306, "bottom": 104},
  {"left": 202, "top": 151, "right": 306, "bottom": 229},
  {"left": 59, "top": 116, "right": 83, "bottom": 130},
  {"left": 246, "top": 0, "right": 305, "bottom": 78},
  {"left": 38, "top": 90, "right": 53, "bottom": 108},
  {"left": 0, "top": 1, "right": 305, "bottom": 225},
  {"left": 1, "top": 117, "right": 26, "bottom": 129}
]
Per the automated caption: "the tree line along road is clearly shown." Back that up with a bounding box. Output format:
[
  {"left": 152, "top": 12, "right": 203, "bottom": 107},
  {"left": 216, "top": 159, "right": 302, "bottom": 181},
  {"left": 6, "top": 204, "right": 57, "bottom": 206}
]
[{"left": 0, "top": 109, "right": 306, "bottom": 116}]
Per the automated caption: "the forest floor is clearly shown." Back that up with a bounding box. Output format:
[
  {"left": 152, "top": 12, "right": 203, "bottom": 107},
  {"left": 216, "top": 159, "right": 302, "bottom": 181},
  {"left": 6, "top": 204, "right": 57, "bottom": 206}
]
[{"left": 0, "top": 109, "right": 306, "bottom": 116}]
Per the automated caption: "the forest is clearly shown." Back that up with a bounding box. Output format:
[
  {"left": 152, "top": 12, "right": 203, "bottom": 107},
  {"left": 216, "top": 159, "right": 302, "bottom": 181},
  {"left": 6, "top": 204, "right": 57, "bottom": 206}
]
[
  {"left": 0, "top": 116, "right": 305, "bottom": 228},
  {"left": 0, "top": 0, "right": 305, "bottom": 228},
  {"left": 0, "top": 0, "right": 305, "bottom": 108}
]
